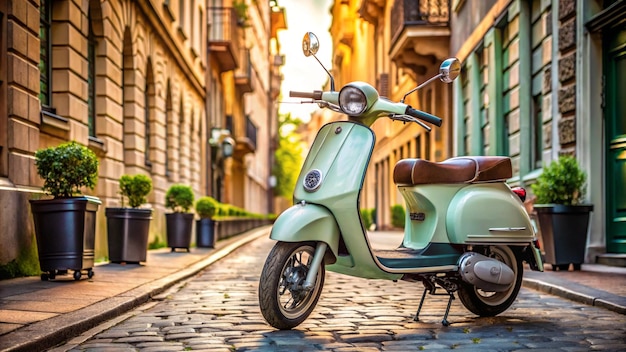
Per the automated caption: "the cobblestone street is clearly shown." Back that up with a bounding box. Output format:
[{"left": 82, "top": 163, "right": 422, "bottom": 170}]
[{"left": 51, "top": 236, "right": 626, "bottom": 351}]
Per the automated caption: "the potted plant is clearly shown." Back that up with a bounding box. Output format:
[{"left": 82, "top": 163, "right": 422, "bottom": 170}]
[
  {"left": 30, "top": 141, "right": 101, "bottom": 281},
  {"left": 165, "top": 184, "right": 195, "bottom": 252},
  {"left": 531, "top": 155, "right": 594, "bottom": 270},
  {"left": 105, "top": 174, "right": 153, "bottom": 264},
  {"left": 233, "top": 0, "right": 249, "bottom": 27},
  {"left": 195, "top": 196, "right": 218, "bottom": 248}
]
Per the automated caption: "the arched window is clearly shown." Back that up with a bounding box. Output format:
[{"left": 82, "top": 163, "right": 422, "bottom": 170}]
[
  {"left": 165, "top": 81, "right": 173, "bottom": 178},
  {"left": 87, "top": 12, "right": 96, "bottom": 137},
  {"left": 145, "top": 60, "right": 154, "bottom": 167},
  {"left": 179, "top": 95, "right": 185, "bottom": 180}
]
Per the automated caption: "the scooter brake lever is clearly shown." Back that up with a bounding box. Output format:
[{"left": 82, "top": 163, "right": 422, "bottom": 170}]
[
  {"left": 405, "top": 115, "right": 432, "bottom": 132},
  {"left": 389, "top": 114, "right": 432, "bottom": 132},
  {"left": 316, "top": 101, "right": 341, "bottom": 112}
]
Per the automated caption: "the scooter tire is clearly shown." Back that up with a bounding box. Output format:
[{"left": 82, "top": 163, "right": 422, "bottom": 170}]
[
  {"left": 457, "top": 245, "right": 523, "bottom": 317},
  {"left": 258, "top": 241, "right": 325, "bottom": 330}
]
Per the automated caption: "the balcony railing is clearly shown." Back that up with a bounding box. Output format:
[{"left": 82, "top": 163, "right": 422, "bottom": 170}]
[
  {"left": 235, "top": 48, "right": 254, "bottom": 93},
  {"left": 208, "top": 7, "right": 240, "bottom": 72},
  {"left": 390, "top": 0, "right": 449, "bottom": 43}
]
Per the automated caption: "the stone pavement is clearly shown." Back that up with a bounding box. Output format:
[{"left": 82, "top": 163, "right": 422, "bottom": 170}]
[{"left": 0, "top": 227, "right": 625, "bottom": 352}]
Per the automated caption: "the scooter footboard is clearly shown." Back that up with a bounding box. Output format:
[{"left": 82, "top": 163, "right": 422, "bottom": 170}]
[{"left": 270, "top": 203, "right": 340, "bottom": 264}]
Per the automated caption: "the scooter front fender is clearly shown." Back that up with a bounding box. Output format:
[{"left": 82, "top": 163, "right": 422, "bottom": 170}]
[{"left": 269, "top": 202, "right": 340, "bottom": 264}]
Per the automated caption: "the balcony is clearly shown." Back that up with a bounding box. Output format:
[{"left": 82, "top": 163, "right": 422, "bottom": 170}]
[
  {"left": 234, "top": 115, "right": 256, "bottom": 158},
  {"left": 235, "top": 48, "right": 254, "bottom": 93},
  {"left": 270, "top": 55, "right": 284, "bottom": 99},
  {"left": 389, "top": 0, "right": 450, "bottom": 75},
  {"left": 270, "top": 7, "right": 287, "bottom": 39},
  {"left": 359, "top": 0, "right": 385, "bottom": 25},
  {"left": 208, "top": 7, "right": 240, "bottom": 72},
  {"left": 270, "top": 71, "right": 282, "bottom": 100}
]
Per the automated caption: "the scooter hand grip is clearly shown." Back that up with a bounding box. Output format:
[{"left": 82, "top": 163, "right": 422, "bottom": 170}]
[
  {"left": 289, "top": 90, "right": 323, "bottom": 100},
  {"left": 406, "top": 106, "right": 443, "bottom": 127}
]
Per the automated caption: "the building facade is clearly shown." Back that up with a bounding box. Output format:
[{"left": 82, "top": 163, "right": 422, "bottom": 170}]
[
  {"left": 325, "top": 0, "right": 455, "bottom": 229},
  {"left": 0, "top": 0, "right": 285, "bottom": 276},
  {"left": 450, "top": 0, "right": 625, "bottom": 263},
  {"left": 325, "top": 0, "right": 625, "bottom": 263}
]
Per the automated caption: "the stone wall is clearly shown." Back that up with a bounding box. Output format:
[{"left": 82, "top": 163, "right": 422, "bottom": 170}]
[
  {"left": 557, "top": 0, "right": 577, "bottom": 153},
  {"left": 0, "top": 0, "right": 208, "bottom": 274}
]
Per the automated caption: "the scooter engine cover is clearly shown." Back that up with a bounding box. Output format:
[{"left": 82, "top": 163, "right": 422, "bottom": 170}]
[{"left": 458, "top": 252, "right": 514, "bottom": 292}]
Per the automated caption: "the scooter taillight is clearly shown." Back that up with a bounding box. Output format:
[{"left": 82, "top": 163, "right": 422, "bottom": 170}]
[{"left": 512, "top": 187, "right": 526, "bottom": 202}]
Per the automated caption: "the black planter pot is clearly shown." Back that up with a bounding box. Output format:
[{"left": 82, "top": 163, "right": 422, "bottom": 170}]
[
  {"left": 534, "top": 204, "right": 594, "bottom": 269},
  {"left": 196, "top": 218, "right": 216, "bottom": 248},
  {"left": 29, "top": 196, "right": 101, "bottom": 280},
  {"left": 105, "top": 208, "right": 152, "bottom": 263},
  {"left": 166, "top": 212, "right": 194, "bottom": 252}
]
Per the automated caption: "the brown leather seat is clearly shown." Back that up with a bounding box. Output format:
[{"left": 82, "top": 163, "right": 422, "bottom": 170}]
[{"left": 393, "top": 156, "right": 512, "bottom": 185}]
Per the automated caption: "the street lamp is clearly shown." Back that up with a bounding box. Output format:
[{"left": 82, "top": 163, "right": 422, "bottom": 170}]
[
  {"left": 210, "top": 128, "right": 235, "bottom": 201},
  {"left": 210, "top": 128, "right": 235, "bottom": 158}
]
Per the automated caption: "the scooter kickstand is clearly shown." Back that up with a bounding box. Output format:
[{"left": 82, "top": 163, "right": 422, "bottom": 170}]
[
  {"left": 441, "top": 292, "right": 455, "bottom": 327},
  {"left": 413, "top": 288, "right": 428, "bottom": 322}
]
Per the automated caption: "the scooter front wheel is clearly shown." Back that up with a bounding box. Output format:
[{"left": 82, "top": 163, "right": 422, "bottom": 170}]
[
  {"left": 258, "top": 241, "right": 325, "bottom": 330},
  {"left": 457, "top": 245, "right": 523, "bottom": 316}
]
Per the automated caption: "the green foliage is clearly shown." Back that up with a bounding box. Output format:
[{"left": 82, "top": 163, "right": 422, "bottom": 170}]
[
  {"left": 360, "top": 208, "right": 375, "bottom": 230},
  {"left": 233, "top": 0, "right": 249, "bottom": 26},
  {"left": 119, "top": 174, "right": 152, "bottom": 208},
  {"left": 165, "top": 184, "right": 195, "bottom": 212},
  {"left": 0, "top": 239, "right": 40, "bottom": 279},
  {"left": 391, "top": 204, "right": 405, "bottom": 228},
  {"left": 195, "top": 196, "right": 218, "bottom": 219},
  {"left": 34, "top": 141, "right": 99, "bottom": 198},
  {"left": 531, "top": 155, "right": 586, "bottom": 205},
  {"left": 149, "top": 235, "right": 167, "bottom": 249},
  {"left": 273, "top": 113, "right": 304, "bottom": 198}
]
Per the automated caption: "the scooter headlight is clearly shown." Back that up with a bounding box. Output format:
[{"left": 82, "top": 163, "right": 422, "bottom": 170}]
[{"left": 339, "top": 86, "right": 367, "bottom": 115}]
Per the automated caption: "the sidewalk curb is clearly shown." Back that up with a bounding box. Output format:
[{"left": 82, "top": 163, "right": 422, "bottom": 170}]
[
  {"left": 1, "top": 227, "right": 269, "bottom": 352},
  {"left": 522, "top": 277, "right": 626, "bottom": 315}
]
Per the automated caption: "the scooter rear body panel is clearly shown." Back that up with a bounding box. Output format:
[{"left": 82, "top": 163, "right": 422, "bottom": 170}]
[{"left": 446, "top": 183, "right": 536, "bottom": 243}]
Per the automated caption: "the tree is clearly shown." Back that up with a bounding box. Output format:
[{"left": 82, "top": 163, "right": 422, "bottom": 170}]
[{"left": 273, "top": 113, "right": 304, "bottom": 199}]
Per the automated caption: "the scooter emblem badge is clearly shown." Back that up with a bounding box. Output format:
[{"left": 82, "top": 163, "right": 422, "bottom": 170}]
[{"left": 303, "top": 169, "right": 323, "bottom": 192}]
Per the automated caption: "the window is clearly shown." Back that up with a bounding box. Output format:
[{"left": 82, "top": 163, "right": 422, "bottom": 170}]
[
  {"left": 179, "top": 95, "right": 184, "bottom": 178},
  {"left": 144, "top": 60, "right": 154, "bottom": 167},
  {"left": 39, "top": 0, "right": 52, "bottom": 109},
  {"left": 415, "top": 135, "right": 421, "bottom": 158},
  {"left": 144, "top": 76, "right": 151, "bottom": 167},
  {"left": 532, "top": 94, "right": 543, "bottom": 168},
  {"left": 165, "top": 84, "right": 172, "bottom": 178},
  {"left": 87, "top": 17, "right": 96, "bottom": 137},
  {"left": 529, "top": 0, "right": 547, "bottom": 170}
]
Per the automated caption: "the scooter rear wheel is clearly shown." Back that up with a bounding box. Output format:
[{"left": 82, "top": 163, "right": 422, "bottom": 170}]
[
  {"left": 258, "top": 241, "right": 325, "bottom": 330},
  {"left": 457, "top": 245, "right": 523, "bottom": 316}
]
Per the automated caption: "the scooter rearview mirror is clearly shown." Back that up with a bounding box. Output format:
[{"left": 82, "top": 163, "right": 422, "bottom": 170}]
[
  {"left": 439, "top": 58, "right": 461, "bottom": 83},
  {"left": 401, "top": 58, "right": 462, "bottom": 103},
  {"left": 301, "top": 32, "right": 336, "bottom": 91},
  {"left": 302, "top": 32, "right": 319, "bottom": 57}
]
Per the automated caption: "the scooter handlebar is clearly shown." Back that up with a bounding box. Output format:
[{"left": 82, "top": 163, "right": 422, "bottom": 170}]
[
  {"left": 405, "top": 106, "right": 443, "bottom": 127},
  {"left": 290, "top": 90, "right": 323, "bottom": 100}
]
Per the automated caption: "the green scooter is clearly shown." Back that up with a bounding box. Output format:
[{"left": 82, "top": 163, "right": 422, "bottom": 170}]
[{"left": 259, "top": 32, "right": 543, "bottom": 329}]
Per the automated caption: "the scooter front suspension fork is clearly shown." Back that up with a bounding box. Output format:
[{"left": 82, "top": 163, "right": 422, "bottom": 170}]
[{"left": 303, "top": 242, "right": 327, "bottom": 291}]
